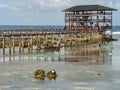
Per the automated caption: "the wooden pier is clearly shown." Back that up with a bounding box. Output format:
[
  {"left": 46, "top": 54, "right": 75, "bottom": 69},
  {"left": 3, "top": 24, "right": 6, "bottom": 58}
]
[
  {"left": 0, "top": 5, "right": 117, "bottom": 53},
  {"left": 0, "top": 29, "right": 102, "bottom": 50}
]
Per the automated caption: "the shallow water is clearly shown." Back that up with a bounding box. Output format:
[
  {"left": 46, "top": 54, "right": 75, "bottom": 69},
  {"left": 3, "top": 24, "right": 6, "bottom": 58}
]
[{"left": 0, "top": 35, "right": 120, "bottom": 90}]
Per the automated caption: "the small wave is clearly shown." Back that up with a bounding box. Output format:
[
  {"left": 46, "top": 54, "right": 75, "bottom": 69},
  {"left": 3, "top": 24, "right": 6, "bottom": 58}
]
[
  {"left": 112, "top": 32, "right": 120, "bottom": 34},
  {"left": 73, "top": 82, "right": 88, "bottom": 85},
  {"left": 73, "top": 86, "right": 95, "bottom": 90},
  {"left": 0, "top": 85, "right": 12, "bottom": 89}
]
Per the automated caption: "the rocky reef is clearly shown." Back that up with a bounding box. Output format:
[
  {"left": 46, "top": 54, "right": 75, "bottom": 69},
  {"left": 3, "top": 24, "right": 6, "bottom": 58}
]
[
  {"left": 47, "top": 70, "right": 57, "bottom": 80},
  {"left": 34, "top": 69, "right": 45, "bottom": 80},
  {"left": 34, "top": 69, "right": 57, "bottom": 80}
]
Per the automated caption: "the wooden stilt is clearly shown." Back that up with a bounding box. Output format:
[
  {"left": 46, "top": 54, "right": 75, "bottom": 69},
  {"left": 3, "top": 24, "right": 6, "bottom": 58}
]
[
  {"left": 30, "top": 35, "right": 33, "bottom": 51},
  {"left": 45, "top": 34, "right": 48, "bottom": 44},
  {"left": 21, "top": 35, "right": 24, "bottom": 52},
  {"left": 28, "top": 35, "right": 30, "bottom": 53},
  {"left": 12, "top": 36, "right": 15, "bottom": 54},
  {"left": 19, "top": 36, "right": 21, "bottom": 53},
  {"left": 2, "top": 36, "right": 5, "bottom": 55},
  {"left": 52, "top": 33, "right": 54, "bottom": 45}
]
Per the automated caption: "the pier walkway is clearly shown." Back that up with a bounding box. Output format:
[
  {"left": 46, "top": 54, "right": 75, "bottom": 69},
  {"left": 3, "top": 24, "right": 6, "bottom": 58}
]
[
  {"left": 0, "top": 29, "right": 102, "bottom": 53},
  {"left": 0, "top": 29, "right": 82, "bottom": 36}
]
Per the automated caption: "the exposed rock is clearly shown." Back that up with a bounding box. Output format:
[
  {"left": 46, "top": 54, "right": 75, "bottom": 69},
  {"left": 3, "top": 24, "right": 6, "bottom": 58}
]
[
  {"left": 47, "top": 70, "right": 57, "bottom": 80},
  {"left": 34, "top": 69, "right": 45, "bottom": 80},
  {"left": 96, "top": 73, "right": 104, "bottom": 77},
  {"left": 34, "top": 69, "right": 57, "bottom": 80}
]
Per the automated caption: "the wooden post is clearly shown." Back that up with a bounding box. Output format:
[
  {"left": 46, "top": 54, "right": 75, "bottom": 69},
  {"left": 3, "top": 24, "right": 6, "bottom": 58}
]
[
  {"left": 7, "top": 36, "right": 11, "bottom": 62},
  {"left": 97, "top": 11, "right": 99, "bottom": 26},
  {"left": 12, "top": 36, "right": 15, "bottom": 62},
  {"left": 52, "top": 33, "right": 54, "bottom": 45},
  {"left": 45, "top": 33, "right": 48, "bottom": 44},
  {"left": 19, "top": 36, "right": 21, "bottom": 53},
  {"left": 30, "top": 35, "right": 33, "bottom": 51},
  {"left": 2, "top": 36, "right": 5, "bottom": 55},
  {"left": 12, "top": 36, "right": 15, "bottom": 47},
  {"left": 2, "top": 36, "right": 5, "bottom": 49},
  {"left": 36, "top": 35, "right": 41, "bottom": 51},
  {"left": 21, "top": 35, "right": 24, "bottom": 52},
  {"left": 28, "top": 36, "right": 30, "bottom": 53},
  {"left": 70, "top": 32, "right": 72, "bottom": 46},
  {"left": 36, "top": 35, "right": 39, "bottom": 51},
  {"left": 58, "top": 33, "right": 60, "bottom": 44},
  {"left": 111, "top": 11, "right": 112, "bottom": 38},
  {"left": 69, "top": 11, "right": 70, "bottom": 31},
  {"left": 64, "top": 32, "right": 67, "bottom": 46},
  {"left": 39, "top": 35, "right": 41, "bottom": 49},
  {"left": 12, "top": 36, "right": 15, "bottom": 53},
  {"left": 65, "top": 11, "right": 67, "bottom": 27}
]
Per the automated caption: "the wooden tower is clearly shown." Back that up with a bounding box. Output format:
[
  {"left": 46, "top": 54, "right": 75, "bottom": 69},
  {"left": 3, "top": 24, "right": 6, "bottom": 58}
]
[{"left": 63, "top": 5, "right": 117, "bottom": 38}]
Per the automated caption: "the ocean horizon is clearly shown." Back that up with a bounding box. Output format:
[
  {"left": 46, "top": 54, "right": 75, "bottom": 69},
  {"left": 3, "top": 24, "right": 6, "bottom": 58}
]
[{"left": 0, "top": 25, "right": 64, "bottom": 30}]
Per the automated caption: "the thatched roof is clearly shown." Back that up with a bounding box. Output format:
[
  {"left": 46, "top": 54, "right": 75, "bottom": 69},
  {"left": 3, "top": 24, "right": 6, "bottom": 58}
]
[{"left": 63, "top": 5, "right": 117, "bottom": 12}]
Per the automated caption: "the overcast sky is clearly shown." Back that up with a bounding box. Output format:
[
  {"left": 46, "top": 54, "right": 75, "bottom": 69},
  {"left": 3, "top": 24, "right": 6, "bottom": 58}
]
[{"left": 0, "top": 0, "right": 120, "bottom": 26}]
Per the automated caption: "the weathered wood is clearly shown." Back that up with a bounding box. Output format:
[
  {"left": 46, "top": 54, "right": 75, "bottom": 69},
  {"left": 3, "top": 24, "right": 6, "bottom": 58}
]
[{"left": 0, "top": 28, "right": 108, "bottom": 53}]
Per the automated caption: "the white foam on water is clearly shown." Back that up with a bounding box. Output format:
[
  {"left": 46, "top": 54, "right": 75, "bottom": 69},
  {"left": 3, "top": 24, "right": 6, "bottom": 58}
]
[
  {"left": 73, "top": 82, "right": 88, "bottom": 85},
  {"left": 0, "top": 85, "right": 12, "bottom": 89},
  {"left": 112, "top": 32, "right": 120, "bottom": 35},
  {"left": 22, "top": 87, "right": 41, "bottom": 90},
  {"left": 73, "top": 86, "right": 95, "bottom": 90},
  {"left": 86, "top": 71, "right": 97, "bottom": 73},
  {"left": 22, "top": 75, "right": 29, "bottom": 78},
  {"left": 113, "top": 79, "right": 120, "bottom": 84},
  {"left": 0, "top": 72, "right": 12, "bottom": 76}
]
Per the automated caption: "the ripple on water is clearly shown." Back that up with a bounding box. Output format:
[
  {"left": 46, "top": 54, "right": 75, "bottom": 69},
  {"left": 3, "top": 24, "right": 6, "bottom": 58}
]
[
  {"left": 86, "top": 70, "right": 97, "bottom": 74},
  {"left": 73, "top": 86, "right": 95, "bottom": 90},
  {"left": 0, "top": 70, "right": 22, "bottom": 77},
  {"left": 0, "top": 72, "right": 12, "bottom": 76},
  {"left": 73, "top": 82, "right": 95, "bottom": 90},
  {"left": 113, "top": 79, "right": 120, "bottom": 84},
  {"left": 73, "top": 82, "right": 88, "bottom": 85},
  {"left": 0, "top": 85, "right": 12, "bottom": 89}
]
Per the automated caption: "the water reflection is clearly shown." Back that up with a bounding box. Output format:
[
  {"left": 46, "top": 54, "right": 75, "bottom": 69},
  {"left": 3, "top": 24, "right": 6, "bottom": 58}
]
[{"left": 0, "top": 43, "right": 113, "bottom": 64}]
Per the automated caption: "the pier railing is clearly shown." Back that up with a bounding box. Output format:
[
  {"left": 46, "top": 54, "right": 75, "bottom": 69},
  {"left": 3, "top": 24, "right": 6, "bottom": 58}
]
[{"left": 0, "top": 29, "right": 85, "bottom": 36}]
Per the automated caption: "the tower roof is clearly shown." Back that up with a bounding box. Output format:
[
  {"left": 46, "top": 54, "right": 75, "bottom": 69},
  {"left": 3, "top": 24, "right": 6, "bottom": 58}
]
[{"left": 63, "top": 5, "right": 117, "bottom": 12}]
